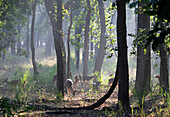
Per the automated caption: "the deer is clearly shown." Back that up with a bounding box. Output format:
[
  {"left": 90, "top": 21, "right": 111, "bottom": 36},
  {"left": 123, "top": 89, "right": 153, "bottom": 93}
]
[
  {"left": 2, "top": 78, "right": 27, "bottom": 89},
  {"left": 108, "top": 78, "right": 114, "bottom": 87},
  {"left": 73, "top": 75, "right": 79, "bottom": 87},
  {"left": 92, "top": 81, "right": 101, "bottom": 91},
  {"left": 155, "top": 75, "right": 160, "bottom": 79},
  {"left": 65, "top": 79, "right": 76, "bottom": 96},
  {"left": 53, "top": 74, "right": 57, "bottom": 83}
]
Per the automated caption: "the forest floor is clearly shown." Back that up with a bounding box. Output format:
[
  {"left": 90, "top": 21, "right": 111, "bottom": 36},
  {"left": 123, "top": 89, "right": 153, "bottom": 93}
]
[{"left": 0, "top": 53, "right": 169, "bottom": 116}]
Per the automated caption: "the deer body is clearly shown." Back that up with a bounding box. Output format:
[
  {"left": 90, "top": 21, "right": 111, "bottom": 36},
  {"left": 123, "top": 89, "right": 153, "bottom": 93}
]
[
  {"left": 2, "top": 78, "right": 26, "bottom": 89},
  {"left": 65, "top": 79, "right": 76, "bottom": 96},
  {"left": 108, "top": 78, "right": 114, "bottom": 86},
  {"left": 73, "top": 75, "right": 79, "bottom": 87}
]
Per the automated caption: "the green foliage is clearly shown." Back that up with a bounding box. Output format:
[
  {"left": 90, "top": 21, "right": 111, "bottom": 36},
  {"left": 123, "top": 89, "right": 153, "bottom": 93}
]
[
  {"left": 0, "top": 0, "right": 31, "bottom": 51},
  {"left": 129, "top": 0, "right": 170, "bottom": 51},
  {"left": 0, "top": 97, "right": 16, "bottom": 116}
]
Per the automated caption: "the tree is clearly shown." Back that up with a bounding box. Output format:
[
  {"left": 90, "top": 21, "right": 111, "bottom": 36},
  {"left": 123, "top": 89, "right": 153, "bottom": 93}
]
[
  {"left": 45, "top": 25, "right": 52, "bottom": 57},
  {"left": 74, "top": 9, "right": 86, "bottom": 72},
  {"left": 83, "top": 0, "right": 91, "bottom": 78},
  {"left": 159, "top": 43, "right": 169, "bottom": 92},
  {"left": 117, "top": 0, "right": 130, "bottom": 112},
  {"left": 134, "top": 0, "right": 151, "bottom": 102},
  {"left": 130, "top": 0, "right": 170, "bottom": 50},
  {"left": 93, "top": 0, "right": 106, "bottom": 79},
  {"left": 26, "top": 16, "right": 30, "bottom": 55},
  {"left": 44, "top": 0, "right": 65, "bottom": 96},
  {"left": 31, "top": 0, "right": 38, "bottom": 77},
  {"left": 17, "top": 20, "right": 21, "bottom": 56},
  {"left": 67, "top": 0, "right": 73, "bottom": 79}
]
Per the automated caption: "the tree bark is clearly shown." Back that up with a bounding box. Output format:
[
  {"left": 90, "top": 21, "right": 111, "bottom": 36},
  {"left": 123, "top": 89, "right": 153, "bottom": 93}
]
[
  {"left": 83, "top": 0, "right": 91, "bottom": 78},
  {"left": 93, "top": 0, "right": 106, "bottom": 79},
  {"left": 74, "top": 9, "right": 86, "bottom": 72},
  {"left": 26, "top": 16, "right": 30, "bottom": 55},
  {"left": 17, "top": 20, "right": 21, "bottom": 56},
  {"left": 159, "top": 44, "right": 169, "bottom": 92},
  {"left": 117, "top": 0, "right": 130, "bottom": 110},
  {"left": 44, "top": 0, "right": 65, "bottom": 96},
  {"left": 31, "top": 0, "right": 38, "bottom": 77},
  {"left": 45, "top": 26, "right": 52, "bottom": 57},
  {"left": 67, "top": 0, "right": 73, "bottom": 79},
  {"left": 135, "top": 0, "right": 151, "bottom": 101},
  {"left": 11, "top": 33, "right": 15, "bottom": 55},
  {"left": 90, "top": 30, "right": 93, "bottom": 60}
]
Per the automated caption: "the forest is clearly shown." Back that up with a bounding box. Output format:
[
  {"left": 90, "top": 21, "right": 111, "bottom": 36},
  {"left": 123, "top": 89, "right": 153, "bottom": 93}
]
[{"left": 0, "top": 0, "right": 169, "bottom": 116}]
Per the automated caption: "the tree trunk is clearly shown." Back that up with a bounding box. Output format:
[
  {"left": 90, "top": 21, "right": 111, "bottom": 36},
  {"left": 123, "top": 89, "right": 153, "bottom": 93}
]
[
  {"left": 26, "top": 16, "right": 30, "bottom": 55},
  {"left": 74, "top": 9, "right": 86, "bottom": 72},
  {"left": 31, "top": 0, "right": 38, "bottom": 77},
  {"left": 135, "top": 0, "right": 151, "bottom": 102},
  {"left": 44, "top": 0, "right": 65, "bottom": 96},
  {"left": 45, "top": 29, "right": 52, "bottom": 57},
  {"left": 159, "top": 44, "right": 169, "bottom": 92},
  {"left": 90, "top": 30, "right": 93, "bottom": 60},
  {"left": 93, "top": 0, "right": 106, "bottom": 79},
  {"left": 17, "top": 20, "right": 21, "bottom": 56},
  {"left": 67, "top": 0, "right": 73, "bottom": 79},
  {"left": 117, "top": 0, "right": 130, "bottom": 110},
  {"left": 11, "top": 33, "right": 15, "bottom": 55},
  {"left": 75, "top": 25, "right": 83, "bottom": 72},
  {"left": 83, "top": 0, "right": 91, "bottom": 78}
]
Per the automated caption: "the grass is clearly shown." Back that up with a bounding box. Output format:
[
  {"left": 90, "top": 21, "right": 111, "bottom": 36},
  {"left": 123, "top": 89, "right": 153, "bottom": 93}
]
[{"left": 0, "top": 51, "right": 169, "bottom": 116}]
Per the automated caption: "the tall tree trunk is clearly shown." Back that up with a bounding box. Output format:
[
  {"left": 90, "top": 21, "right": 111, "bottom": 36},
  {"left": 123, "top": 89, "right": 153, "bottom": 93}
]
[
  {"left": 26, "top": 16, "right": 30, "bottom": 56},
  {"left": 31, "top": 0, "right": 38, "bottom": 77},
  {"left": 93, "top": 0, "right": 106, "bottom": 79},
  {"left": 67, "top": 0, "right": 73, "bottom": 79},
  {"left": 90, "top": 30, "right": 93, "bottom": 60},
  {"left": 36, "top": 31, "right": 40, "bottom": 48},
  {"left": 135, "top": 0, "right": 151, "bottom": 102},
  {"left": 83, "top": 0, "right": 91, "bottom": 78},
  {"left": 17, "top": 20, "right": 21, "bottom": 56},
  {"left": 75, "top": 25, "right": 82, "bottom": 72},
  {"left": 74, "top": 9, "right": 86, "bottom": 72},
  {"left": 44, "top": 0, "right": 65, "bottom": 96},
  {"left": 45, "top": 27, "right": 52, "bottom": 57},
  {"left": 11, "top": 33, "right": 15, "bottom": 55},
  {"left": 159, "top": 44, "right": 169, "bottom": 92},
  {"left": 117, "top": 0, "right": 130, "bottom": 110}
]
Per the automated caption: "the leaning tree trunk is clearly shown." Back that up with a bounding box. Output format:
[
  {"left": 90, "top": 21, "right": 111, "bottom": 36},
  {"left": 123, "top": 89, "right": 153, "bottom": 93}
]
[
  {"left": 135, "top": 0, "right": 151, "bottom": 102},
  {"left": 117, "top": 0, "right": 130, "bottom": 110},
  {"left": 31, "top": 0, "right": 38, "bottom": 77},
  {"left": 67, "top": 0, "right": 73, "bottom": 79},
  {"left": 83, "top": 0, "right": 91, "bottom": 78},
  {"left": 44, "top": 0, "right": 65, "bottom": 96},
  {"left": 93, "top": 0, "right": 106, "bottom": 80},
  {"left": 159, "top": 43, "right": 169, "bottom": 92}
]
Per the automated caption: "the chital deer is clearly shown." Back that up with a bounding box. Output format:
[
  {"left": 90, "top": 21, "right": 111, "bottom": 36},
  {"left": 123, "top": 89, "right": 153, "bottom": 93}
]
[
  {"left": 108, "top": 78, "right": 114, "bottom": 87},
  {"left": 155, "top": 75, "right": 160, "bottom": 79},
  {"left": 53, "top": 74, "right": 57, "bottom": 83},
  {"left": 92, "top": 81, "right": 101, "bottom": 90},
  {"left": 2, "top": 78, "right": 27, "bottom": 89},
  {"left": 65, "top": 79, "right": 76, "bottom": 96},
  {"left": 78, "top": 75, "right": 82, "bottom": 81},
  {"left": 73, "top": 75, "right": 79, "bottom": 87},
  {"left": 83, "top": 75, "right": 95, "bottom": 83}
]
